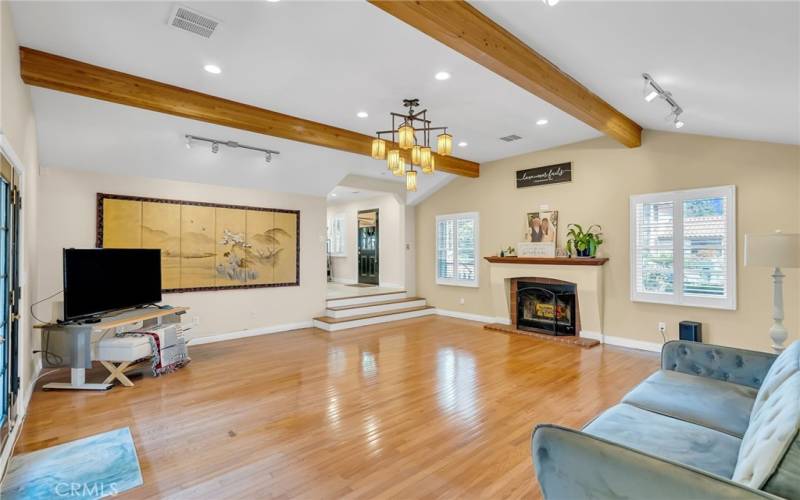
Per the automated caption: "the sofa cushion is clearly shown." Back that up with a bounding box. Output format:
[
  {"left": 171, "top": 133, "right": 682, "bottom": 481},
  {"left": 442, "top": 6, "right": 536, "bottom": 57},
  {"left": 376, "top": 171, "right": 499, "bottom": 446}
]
[
  {"left": 733, "top": 371, "right": 800, "bottom": 489},
  {"left": 583, "top": 403, "right": 742, "bottom": 479},
  {"left": 622, "top": 370, "right": 757, "bottom": 438},
  {"left": 751, "top": 341, "right": 800, "bottom": 417}
]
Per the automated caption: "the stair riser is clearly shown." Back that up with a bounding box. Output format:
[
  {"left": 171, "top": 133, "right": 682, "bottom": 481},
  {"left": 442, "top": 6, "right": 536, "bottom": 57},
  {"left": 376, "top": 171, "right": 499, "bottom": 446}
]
[
  {"left": 313, "top": 308, "right": 435, "bottom": 332},
  {"left": 325, "top": 292, "right": 407, "bottom": 307},
  {"left": 326, "top": 300, "right": 427, "bottom": 318}
]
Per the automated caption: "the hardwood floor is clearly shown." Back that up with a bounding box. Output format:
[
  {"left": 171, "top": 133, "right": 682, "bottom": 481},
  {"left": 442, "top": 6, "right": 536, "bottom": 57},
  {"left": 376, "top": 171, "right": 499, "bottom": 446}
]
[{"left": 16, "top": 316, "right": 659, "bottom": 499}]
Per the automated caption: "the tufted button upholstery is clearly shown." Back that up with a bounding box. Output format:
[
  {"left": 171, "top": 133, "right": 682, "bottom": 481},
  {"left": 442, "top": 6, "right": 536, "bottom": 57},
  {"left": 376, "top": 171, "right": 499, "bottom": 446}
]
[
  {"left": 732, "top": 371, "right": 800, "bottom": 489},
  {"left": 751, "top": 341, "right": 800, "bottom": 416},
  {"left": 661, "top": 340, "right": 778, "bottom": 389}
]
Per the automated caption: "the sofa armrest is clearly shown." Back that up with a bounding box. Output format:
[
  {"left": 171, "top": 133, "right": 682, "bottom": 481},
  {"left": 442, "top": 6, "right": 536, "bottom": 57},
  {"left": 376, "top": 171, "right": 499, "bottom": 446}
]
[
  {"left": 532, "top": 425, "right": 779, "bottom": 500},
  {"left": 661, "top": 340, "right": 776, "bottom": 389}
]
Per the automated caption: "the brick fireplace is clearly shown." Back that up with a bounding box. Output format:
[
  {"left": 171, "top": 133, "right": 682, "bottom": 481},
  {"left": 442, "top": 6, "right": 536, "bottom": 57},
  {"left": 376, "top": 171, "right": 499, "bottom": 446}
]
[{"left": 483, "top": 256, "right": 608, "bottom": 347}]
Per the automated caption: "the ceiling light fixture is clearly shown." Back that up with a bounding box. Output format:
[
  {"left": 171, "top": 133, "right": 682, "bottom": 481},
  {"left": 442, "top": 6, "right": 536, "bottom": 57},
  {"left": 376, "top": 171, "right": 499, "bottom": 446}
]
[
  {"left": 203, "top": 64, "right": 221, "bottom": 74},
  {"left": 458, "top": 141, "right": 468, "bottom": 147},
  {"left": 542, "top": 0, "right": 560, "bottom": 6},
  {"left": 357, "top": 111, "right": 369, "bottom": 118},
  {"left": 435, "top": 71, "right": 451, "bottom": 81},
  {"left": 186, "top": 134, "right": 280, "bottom": 164},
  {"left": 536, "top": 118, "right": 549, "bottom": 126},
  {"left": 331, "top": 193, "right": 337, "bottom": 197},
  {"left": 642, "top": 73, "right": 686, "bottom": 129},
  {"left": 370, "top": 98, "right": 452, "bottom": 191}
]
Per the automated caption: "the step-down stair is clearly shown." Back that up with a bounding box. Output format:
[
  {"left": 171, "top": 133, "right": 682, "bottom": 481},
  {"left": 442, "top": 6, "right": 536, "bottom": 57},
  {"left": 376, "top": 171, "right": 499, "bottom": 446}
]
[{"left": 314, "top": 291, "right": 434, "bottom": 331}]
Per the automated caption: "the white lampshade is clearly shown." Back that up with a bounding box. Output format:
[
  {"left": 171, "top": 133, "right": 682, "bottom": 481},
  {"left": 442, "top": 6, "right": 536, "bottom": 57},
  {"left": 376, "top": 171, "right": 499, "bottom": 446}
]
[{"left": 745, "top": 232, "right": 800, "bottom": 268}]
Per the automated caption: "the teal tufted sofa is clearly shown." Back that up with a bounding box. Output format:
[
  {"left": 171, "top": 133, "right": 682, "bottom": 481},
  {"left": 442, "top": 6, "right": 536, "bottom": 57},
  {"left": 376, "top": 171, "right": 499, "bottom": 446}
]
[{"left": 532, "top": 340, "right": 800, "bottom": 500}]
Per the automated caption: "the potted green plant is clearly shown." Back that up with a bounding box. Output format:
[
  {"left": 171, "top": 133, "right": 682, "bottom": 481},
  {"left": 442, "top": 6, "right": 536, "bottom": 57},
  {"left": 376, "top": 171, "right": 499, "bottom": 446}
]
[{"left": 566, "top": 224, "right": 604, "bottom": 258}]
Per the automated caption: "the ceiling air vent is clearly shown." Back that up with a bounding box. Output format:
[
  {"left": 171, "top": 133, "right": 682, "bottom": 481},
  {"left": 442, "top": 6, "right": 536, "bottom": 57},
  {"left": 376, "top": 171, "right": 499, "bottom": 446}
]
[
  {"left": 499, "top": 134, "right": 522, "bottom": 142},
  {"left": 168, "top": 5, "right": 220, "bottom": 39}
]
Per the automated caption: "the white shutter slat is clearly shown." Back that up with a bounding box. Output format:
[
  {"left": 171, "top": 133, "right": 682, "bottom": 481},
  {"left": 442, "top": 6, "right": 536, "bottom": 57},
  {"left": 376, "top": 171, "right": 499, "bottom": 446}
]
[
  {"left": 437, "top": 212, "right": 479, "bottom": 287},
  {"left": 634, "top": 201, "right": 675, "bottom": 294}
]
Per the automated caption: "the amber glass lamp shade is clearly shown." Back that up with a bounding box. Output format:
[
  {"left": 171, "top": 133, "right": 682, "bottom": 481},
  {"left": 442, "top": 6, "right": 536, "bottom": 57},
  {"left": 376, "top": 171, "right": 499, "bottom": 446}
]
[
  {"left": 398, "top": 123, "right": 415, "bottom": 150},
  {"left": 437, "top": 132, "right": 453, "bottom": 156},
  {"left": 411, "top": 145, "right": 422, "bottom": 165},
  {"left": 393, "top": 157, "right": 406, "bottom": 177},
  {"left": 430, "top": 155, "right": 436, "bottom": 173},
  {"left": 371, "top": 138, "right": 386, "bottom": 160},
  {"left": 420, "top": 147, "right": 432, "bottom": 171},
  {"left": 406, "top": 169, "right": 417, "bottom": 192},
  {"left": 387, "top": 149, "right": 400, "bottom": 171}
]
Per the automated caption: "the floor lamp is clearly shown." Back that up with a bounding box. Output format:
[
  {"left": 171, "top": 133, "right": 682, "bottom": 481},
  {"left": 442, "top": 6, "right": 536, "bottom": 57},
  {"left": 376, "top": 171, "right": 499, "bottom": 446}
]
[{"left": 745, "top": 231, "right": 800, "bottom": 353}]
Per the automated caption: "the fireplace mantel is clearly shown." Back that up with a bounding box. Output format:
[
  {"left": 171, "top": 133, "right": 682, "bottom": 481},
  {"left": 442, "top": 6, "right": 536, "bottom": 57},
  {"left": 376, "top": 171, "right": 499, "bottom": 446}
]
[{"left": 484, "top": 256, "right": 608, "bottom": 266}]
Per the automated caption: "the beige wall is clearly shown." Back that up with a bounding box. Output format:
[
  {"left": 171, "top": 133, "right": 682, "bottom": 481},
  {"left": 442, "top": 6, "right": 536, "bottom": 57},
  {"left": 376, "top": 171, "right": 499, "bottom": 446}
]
[
  {"left": 416, "top": 131, "right": 800, "bottom": 351},
  {"left": 327, "top": 194, "right": 405, "bottom": 288},
  {"left": 37, "top": 168, "right": 327, "bottom": 339},
  {"left": 0, "top": 0, "right": 41, "bottom": 469}
]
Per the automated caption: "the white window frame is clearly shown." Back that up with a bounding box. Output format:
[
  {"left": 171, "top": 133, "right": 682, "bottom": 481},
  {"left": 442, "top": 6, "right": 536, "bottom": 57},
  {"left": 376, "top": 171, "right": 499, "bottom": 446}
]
[
  {"left": 327, "top": 213, "right": 346, "bottom": 257},
  {"left": 436, "top": 212, "right": 479, "bottom": 288},
  {"left": 630, "top": 185, "right": 736, "bottom": 310}
]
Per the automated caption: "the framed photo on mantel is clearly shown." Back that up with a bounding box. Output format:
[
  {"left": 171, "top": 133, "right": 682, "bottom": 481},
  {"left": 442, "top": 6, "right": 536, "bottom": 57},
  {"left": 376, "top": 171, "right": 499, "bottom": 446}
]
[{"left": 516, "top": 162, "right": 572, "bottom": 189}]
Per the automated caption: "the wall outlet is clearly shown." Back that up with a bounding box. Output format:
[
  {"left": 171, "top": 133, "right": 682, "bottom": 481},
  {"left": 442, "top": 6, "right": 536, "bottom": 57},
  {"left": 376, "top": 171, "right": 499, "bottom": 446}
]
[
  {"left": 658, "top": 322, "right": 666, "bottom": 334},
  {"left": 459, "top": 297, "right": 465, "bottom": 305}
]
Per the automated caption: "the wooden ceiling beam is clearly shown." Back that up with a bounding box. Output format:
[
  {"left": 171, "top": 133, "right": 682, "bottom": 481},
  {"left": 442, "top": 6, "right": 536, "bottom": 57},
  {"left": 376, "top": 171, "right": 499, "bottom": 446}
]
[
  {"left": 369, "top": 1, "right": 642, "bottom": 148},
  {"left": 19, "top": 47, "right": 479, "bottom": 177}
]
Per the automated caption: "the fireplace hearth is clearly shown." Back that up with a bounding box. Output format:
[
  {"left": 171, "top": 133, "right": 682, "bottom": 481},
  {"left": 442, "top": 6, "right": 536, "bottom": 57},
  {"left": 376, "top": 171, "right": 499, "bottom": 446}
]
[{"left": 513, "top": 279, "right": 577, "bottom": 336}]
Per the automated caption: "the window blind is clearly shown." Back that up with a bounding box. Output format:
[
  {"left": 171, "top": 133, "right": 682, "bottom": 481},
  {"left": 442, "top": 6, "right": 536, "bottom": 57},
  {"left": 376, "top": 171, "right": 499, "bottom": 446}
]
[
  {"left": 630, "top": 186, "right": 736, "bottom": 310},
  {"left": 437, "top": 212, "right": 479, "bottom": 287}
]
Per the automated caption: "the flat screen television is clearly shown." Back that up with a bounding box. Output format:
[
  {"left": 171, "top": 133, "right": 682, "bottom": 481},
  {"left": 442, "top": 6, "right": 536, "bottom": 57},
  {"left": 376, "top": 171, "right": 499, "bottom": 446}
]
[{"left": 63, "top": 248, "right": 162, "bottom": 321}]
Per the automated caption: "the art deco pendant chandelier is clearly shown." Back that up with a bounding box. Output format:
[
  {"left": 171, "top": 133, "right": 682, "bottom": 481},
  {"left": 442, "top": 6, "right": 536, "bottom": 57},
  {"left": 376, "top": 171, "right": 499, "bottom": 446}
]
[{"left": 370, "top": 99, "right": 453, "bottom": 192}]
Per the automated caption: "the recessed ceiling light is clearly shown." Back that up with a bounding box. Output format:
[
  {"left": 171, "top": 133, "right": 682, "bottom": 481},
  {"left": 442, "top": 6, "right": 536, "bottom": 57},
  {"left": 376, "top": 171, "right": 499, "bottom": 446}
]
[
  {"left": 331, "top": 193, "right": 337, "bottom": 197},
  {"left": 458, "top": 141, "right": 468, "bottom": 147},
  {"left": 266, "top": 0, "right": 280, "bottom": 3},
  {"left": 203, "top": 64, "right": 221, "bottom": 74},
  {"left": 536, "top": 118, "right": 549, "bottom": 126},
  {"left": 542, "top": 0, "right": 560, "bottom": 5},
  {"left": 435, "top": 71, "right": 451, "bottom": 81},
  {"left": 357, "top": 111, "right": 369, "bottom": 118}
]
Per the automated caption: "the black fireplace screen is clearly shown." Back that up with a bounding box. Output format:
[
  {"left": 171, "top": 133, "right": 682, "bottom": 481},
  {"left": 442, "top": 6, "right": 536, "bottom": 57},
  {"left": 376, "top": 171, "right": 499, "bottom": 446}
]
[{"left": 516, "top": 282, "right": 576, "bottom": 336}]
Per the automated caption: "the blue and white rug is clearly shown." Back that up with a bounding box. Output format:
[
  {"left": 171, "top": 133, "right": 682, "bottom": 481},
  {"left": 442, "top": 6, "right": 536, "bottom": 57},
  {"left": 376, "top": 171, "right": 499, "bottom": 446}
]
[{"left": 2, "top": 427, "right": 143, "bottom": 499}]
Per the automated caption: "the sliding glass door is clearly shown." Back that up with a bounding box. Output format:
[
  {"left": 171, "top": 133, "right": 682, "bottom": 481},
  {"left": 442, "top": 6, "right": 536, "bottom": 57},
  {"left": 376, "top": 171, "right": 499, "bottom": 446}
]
[{"left": 0, "top": 154, "right": 20, "bottom": 450}]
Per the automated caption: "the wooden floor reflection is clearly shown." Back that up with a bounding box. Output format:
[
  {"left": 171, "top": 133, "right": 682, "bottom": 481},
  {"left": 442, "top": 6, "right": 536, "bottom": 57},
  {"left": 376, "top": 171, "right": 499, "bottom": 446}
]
[{"left": 17, "top": 316, "right": 659, "bottom": 499}]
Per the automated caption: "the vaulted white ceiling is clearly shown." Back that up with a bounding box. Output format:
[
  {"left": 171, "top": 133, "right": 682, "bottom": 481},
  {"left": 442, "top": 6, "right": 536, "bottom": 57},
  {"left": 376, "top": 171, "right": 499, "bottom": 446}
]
[{"left": 10, "top": 1, "right": 799, "bottom": 201}]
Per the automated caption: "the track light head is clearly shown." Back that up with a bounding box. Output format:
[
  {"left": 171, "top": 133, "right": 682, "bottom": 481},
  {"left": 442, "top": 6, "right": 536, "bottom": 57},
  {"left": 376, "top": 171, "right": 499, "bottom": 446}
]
[
  {"left": 674, "top": 117, "right": 685, "bottom": 129},
  {"left": 644, "top": 89, "right": 659, "bottom": 102},
  {"left": 185, "top": 136, "right": 192, "bottom": 149},
  {"left": 265, "top": 152, "right": 272, "bottom": 164},
  {"left": 211, "top": 142, "right": 219, "bottom": 154}
]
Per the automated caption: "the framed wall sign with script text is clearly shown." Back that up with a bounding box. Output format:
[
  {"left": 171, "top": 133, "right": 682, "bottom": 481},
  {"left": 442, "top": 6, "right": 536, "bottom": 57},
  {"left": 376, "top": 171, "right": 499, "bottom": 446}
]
[{"left": 516, "top": 162, "right": 572, "bottom": 189}]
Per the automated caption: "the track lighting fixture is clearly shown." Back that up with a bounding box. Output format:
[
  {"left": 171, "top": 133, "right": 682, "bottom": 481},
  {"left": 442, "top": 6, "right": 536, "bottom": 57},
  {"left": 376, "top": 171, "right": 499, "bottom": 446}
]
[
  {"left": 186, "top": 134, "right": 280, "bottom": 163},
  {"left": 642, "top": 73, "right": 686, "bottom": 130}
]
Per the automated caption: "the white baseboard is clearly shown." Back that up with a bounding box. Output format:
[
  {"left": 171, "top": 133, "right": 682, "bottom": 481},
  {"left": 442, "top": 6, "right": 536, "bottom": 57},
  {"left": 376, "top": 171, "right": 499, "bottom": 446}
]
[
  {"left": 191, "top": 321, "right": 313, "bottom": 346},
  {"left": 581, "top": 330, "right": 662, "bottom": 353},
  {"left": 435, "top": 309, "right": 497, "bottom": 324},
  {"left": 331, "top": 278, "right": 357, "bottom": 285}
]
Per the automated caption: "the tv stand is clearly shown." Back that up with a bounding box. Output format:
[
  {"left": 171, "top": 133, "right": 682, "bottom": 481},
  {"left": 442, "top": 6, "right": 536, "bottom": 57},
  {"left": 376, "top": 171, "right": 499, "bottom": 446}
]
[{"left": 35, "top": 306, "right": 188, "bottom": 391}]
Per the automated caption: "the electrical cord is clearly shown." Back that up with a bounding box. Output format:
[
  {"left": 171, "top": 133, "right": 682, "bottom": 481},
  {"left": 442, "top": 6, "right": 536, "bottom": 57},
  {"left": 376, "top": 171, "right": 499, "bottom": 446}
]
[{"left": 29, "top": 289, "right": 65, "bottom": 366}]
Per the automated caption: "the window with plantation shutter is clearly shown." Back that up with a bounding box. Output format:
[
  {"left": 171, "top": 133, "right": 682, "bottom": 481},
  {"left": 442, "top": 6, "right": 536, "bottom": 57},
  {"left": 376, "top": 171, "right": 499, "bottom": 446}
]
[
  {"left": 630, "top": 186, "right": 736, "bottom": 310},
  {"left": 327, "top": 213, "right": 346, "bottom": 257},
  {"left": 437, "top": 212, "right": 479, "bottom": 287}
]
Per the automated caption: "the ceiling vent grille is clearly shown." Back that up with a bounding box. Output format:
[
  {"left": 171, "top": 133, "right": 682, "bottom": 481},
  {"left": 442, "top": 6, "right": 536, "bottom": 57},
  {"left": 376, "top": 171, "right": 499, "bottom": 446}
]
[
  {"left": 499, "top": 134, "right": 523, "bottom": 142},
  {"left": 168, "top": 5, "right": 220, "bottom": 38}
]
